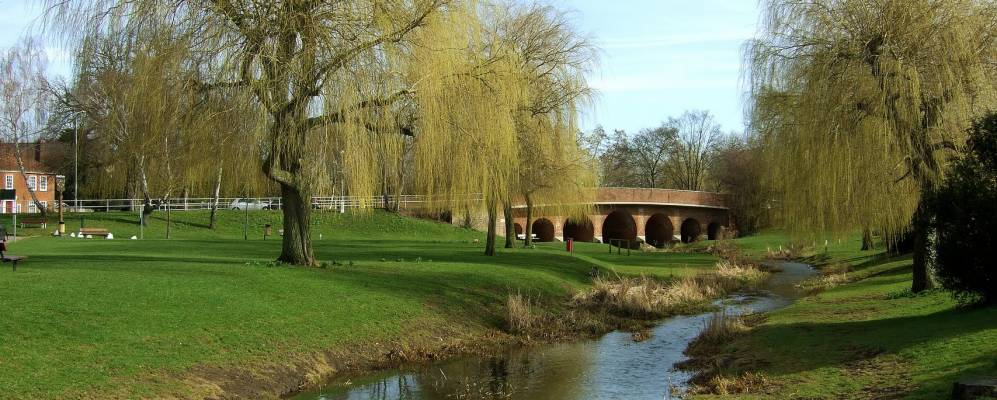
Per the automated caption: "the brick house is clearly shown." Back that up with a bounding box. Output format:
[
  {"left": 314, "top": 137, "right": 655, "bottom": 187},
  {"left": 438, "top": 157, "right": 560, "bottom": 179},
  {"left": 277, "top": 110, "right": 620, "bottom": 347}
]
[{"left": 0, "top": 142, "right": 65, "bottom": 214}]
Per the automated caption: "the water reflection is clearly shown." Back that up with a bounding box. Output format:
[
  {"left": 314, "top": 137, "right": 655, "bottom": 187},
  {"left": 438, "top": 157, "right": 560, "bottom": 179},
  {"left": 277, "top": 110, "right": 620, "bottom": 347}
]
[{"left": 296, "top": 262, "right": 814, "bottom": 400}]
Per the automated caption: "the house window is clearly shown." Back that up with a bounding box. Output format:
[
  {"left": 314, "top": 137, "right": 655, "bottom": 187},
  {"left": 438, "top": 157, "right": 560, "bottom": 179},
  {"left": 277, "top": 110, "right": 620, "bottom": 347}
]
[
  {"left": 15, "top": 203, "right": 22, "bottom": 213},
  {"left": 39, "top": 201, "right": 47, "bottom": 211},
  {"left": 28, "top": 202, "right": 36, "bottom": 214},
  {"left": 27, "top": 175, "right": 36, "bottom": 190},
  {"left": 39, "top": 176, "right": 48, "bottom": 192},
  {"left": 4, "top": 175, "right": 11, "bottom": 190}
]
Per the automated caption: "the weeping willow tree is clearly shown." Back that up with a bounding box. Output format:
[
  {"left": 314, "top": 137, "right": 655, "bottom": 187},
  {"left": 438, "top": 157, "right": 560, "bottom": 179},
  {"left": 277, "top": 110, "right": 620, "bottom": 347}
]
[
  {"left": 57, "top": 24, "right": 263, "bottom": 228},
  {"left": 496, "top": 3, "right": 598, "bottom": 248},
  {"left": 45, "top": 0, "right": 461, "bottom": 265},
  {"left": 746, "top": 0, "right": 997, "bottom": 291},
  {"left": 63, "top": 28, "right": 185, "bottom": 217},
  {"left": 409, "top": 5, "right": 525, "bottom": 256}
]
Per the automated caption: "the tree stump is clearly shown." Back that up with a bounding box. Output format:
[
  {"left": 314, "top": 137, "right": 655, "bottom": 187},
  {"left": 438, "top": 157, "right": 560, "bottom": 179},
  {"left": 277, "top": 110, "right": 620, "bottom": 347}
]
[{"left": 952, "top": 378, "right": 997, "bottom": 399}]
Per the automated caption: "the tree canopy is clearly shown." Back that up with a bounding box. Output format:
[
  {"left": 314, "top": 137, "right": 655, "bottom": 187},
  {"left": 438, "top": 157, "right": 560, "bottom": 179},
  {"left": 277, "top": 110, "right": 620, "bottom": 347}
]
[
  {"left": 746, "top": 0, "right": 997, "bottom": 291},
  {"left": 44, "top": 0, "right": 600, "bottom": 262}
]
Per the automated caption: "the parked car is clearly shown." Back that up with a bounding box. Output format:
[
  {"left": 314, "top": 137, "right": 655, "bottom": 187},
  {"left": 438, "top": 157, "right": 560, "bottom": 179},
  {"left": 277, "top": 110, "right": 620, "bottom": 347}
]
[{"left": 229, "top": 198, "right": 271, "bottom": 211}]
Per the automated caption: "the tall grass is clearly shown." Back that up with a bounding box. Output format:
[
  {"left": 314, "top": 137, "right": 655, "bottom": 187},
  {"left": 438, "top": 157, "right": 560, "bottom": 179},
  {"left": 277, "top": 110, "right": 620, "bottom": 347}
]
[
  {"left": 570, "top": 260, "right": 769, "bottom": 319},
  {"left": 698, "top": 310, "right": 749, "bottom": 344},
  {"left": 795, "top": 262, "right": 852, "bottom": 292},
  {"left": 506, "top": 293, "right": 539, "bottom": 334}
]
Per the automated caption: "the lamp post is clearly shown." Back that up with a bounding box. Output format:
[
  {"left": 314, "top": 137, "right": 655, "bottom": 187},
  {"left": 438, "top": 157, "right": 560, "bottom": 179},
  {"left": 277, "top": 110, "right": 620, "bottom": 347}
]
[{"left": 55, "top": 175, "right": 66, "bottom": 235}]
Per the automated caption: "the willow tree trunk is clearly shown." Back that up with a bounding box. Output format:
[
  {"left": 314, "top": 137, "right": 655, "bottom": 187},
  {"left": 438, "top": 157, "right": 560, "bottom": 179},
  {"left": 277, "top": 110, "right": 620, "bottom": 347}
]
[
  {"left": 503, "top": 202, "right": 515, "bottom": 248},
  {"left": 485, "top": 201, "right": 497, "bottom": 256},
  {"left": 911, "top": 200, "right": 934, "bottom": 293},
  {"left": 209, "top": 166, "right": 222, "bottom": 229},
  {"left": 523, "top": 194, "right": 534, "bottom": 247},
  {"left": 861, "top": 226, "right": 873, "bottom": 251},
  {"left": 138, "top": 161, "right": 154, "bottom": 225},
  {"left": 278, "top": 183, "right": 316, "bottom": 265}
]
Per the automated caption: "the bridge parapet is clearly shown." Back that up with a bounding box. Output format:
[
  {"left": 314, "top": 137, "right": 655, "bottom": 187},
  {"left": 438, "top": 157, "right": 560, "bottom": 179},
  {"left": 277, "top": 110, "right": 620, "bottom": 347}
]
[{"left": 595, "top": 187, "right": 728, "bottom": 209}]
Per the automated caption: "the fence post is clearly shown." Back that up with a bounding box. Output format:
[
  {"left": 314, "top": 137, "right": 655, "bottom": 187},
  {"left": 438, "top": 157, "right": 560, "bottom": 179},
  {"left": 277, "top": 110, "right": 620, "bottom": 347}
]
[{"left": 106, "top": 199, "right": 110, "bottom": 212}]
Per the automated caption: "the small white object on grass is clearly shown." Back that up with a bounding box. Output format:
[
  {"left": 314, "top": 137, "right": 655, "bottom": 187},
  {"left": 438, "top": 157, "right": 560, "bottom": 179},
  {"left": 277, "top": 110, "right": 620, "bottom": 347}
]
[
  {"left": 70, "top": 232, "right": 77, "bottom": 238},
  {"left": 85, "top": 235, "right": 93, "bottom": 239},
  {"left": 53, "top": 230, "right": 59, "bottom": 236},
  {"left": 106, "top": 233, "right": 114, "bottom": 240},
  {"left": 130, "top": 235, "right": 138, "bottom": 240},
  {"left": 77, "top": 234, "right": 85, "bottom": 239}
]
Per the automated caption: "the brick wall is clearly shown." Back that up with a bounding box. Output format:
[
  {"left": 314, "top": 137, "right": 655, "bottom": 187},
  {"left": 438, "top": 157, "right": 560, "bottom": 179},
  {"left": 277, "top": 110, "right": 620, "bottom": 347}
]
[{"left": 0, "top": 170, "right": 58, "bottom": 214}]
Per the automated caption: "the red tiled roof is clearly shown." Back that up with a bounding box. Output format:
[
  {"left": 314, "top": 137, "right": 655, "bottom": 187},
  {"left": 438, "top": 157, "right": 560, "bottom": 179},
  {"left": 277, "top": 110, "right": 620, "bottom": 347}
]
[{"left": 0, "top": 142, "right": 66, "bottom": 174}]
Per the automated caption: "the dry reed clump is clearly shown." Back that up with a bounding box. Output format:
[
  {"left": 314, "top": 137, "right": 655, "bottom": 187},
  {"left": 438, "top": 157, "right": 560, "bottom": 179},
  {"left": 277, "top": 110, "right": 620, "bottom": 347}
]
[
  {"left": 697, "top": 310, "right": 750, "bottom": 345},
  {"left": 765, "top": 242, "right": 807, "bottom": 260},
  {"left": 713, "top": 260, "right": 769, "bottom": 289},
  {"left": 572, "top": 260, "right": 769, "bottom": 319},
  {"left": 707, "top": 239, "right": 741, "bottom": 261},
  {"left": 796, "top": 263, "right": 852, "bottom": 292},
  {"left": 507, "top": 293, "right": 544, "bottom": 334},
  {"left": 507, "top": 293, "right": 605, "bottom": 338},
  {"left": 572, "top": 275, "right": 718, "bottom": 318},
  {"left": 702, "top": 372, "right": 771, "bottom": 395}
]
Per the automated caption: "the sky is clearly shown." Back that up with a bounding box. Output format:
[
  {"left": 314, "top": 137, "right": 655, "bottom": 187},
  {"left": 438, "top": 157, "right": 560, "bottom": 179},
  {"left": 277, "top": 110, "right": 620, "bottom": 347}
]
[
  {"left": 0, "top": 0, "right": 761, "bottom": 134},
  {"left": 565, "top": 0, "right": 760, "bottom": 134}
]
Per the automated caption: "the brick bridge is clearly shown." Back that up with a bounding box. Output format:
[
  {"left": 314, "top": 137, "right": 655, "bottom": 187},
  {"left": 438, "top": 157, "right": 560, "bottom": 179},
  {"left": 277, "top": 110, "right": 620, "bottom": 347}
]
[{"left": 500, "top": 187, "right": 732, "bottom": 246}]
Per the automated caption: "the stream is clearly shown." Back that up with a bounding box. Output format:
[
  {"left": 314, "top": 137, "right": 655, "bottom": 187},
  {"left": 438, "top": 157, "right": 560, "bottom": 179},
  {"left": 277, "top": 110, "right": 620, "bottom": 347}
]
[{"left": 292, "top": 262, "right": 814, "bottom": 400}]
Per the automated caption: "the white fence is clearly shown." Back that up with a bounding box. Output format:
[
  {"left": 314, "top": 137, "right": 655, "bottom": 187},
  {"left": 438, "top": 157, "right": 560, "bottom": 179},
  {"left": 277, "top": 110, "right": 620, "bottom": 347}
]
[{"left": 61, "top": 194, "right": 478, "bottom": 213}]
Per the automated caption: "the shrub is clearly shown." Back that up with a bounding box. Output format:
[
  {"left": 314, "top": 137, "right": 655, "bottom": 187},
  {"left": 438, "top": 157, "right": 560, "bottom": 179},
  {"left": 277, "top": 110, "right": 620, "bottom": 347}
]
[{"left": 929, "top": 113, "right": 997, "bottom": 304}]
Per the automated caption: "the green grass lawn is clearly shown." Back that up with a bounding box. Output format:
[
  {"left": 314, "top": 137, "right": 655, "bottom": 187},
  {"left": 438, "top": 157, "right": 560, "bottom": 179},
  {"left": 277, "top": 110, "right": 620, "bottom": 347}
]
[
  {"left": 0, "top": 209, "right": 719, "bottom": 399},
  {"left": 693, "top": 236, "right": 997, "bottom": 399}
]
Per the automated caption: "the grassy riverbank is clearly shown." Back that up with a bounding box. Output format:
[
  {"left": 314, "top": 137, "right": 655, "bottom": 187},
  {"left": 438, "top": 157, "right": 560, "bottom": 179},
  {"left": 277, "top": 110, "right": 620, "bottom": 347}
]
[
  {"left": 0, "top": 209, "right": 719, "bottom": 399},
  {"left": 688, "top": 233, "right": 997, "bottom": 399}
]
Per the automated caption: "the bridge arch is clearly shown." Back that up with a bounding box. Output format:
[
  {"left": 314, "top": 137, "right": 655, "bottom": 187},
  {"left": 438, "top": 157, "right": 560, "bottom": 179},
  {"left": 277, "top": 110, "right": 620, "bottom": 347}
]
[
  {"left": 514, "top": 223, "right": 524, "bottom": 237},
  {"left": 602, "top": 209, "right": 638, "bottom": 246},
  {"left": 532, "top": 218, "right": 556, "bottom": 242},
  {"left": 563, "top": 217, "right": 594, "bottom": 242},
  {"left": 644, "top": 213, "right": 674, "bottom": 248},
  {"left": 680, "top": 218, "right": 702, "bottom": 243},
  {"left": 707, "top": 222, "right": 722, "bottom": 240}
]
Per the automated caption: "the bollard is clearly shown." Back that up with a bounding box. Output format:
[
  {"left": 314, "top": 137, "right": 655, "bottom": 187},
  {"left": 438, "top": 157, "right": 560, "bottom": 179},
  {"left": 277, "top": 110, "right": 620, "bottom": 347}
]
[{"left": 566, "top": 238, "right": 574, "bottom": 253}]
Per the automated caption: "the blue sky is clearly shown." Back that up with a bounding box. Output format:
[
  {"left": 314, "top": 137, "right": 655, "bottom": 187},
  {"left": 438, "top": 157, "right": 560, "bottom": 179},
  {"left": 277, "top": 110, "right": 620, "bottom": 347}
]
[
  {"left": 0, "top": 0, "right": 760, "bottom": 134},
  {"left": 566, "top": 0, "right": 760, "bottom": 134}
]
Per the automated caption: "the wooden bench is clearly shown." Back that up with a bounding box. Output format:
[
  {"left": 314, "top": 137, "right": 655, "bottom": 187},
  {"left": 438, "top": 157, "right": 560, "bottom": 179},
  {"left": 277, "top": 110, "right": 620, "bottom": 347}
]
[
  {"left": 19, "top": 218, "right": 47, "bottom": 229},
  {"left": 1, "top": 250, "right": 25, "bottom": 271},
  {"left": 79, "top": 228, "right": 110, "bottom": 237}
]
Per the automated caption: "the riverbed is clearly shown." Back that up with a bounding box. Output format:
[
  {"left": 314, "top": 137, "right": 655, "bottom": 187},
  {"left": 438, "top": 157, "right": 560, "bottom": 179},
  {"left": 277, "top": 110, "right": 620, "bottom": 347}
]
[{"left": 293, "top": 262, "right": 814, "bottom": 400}]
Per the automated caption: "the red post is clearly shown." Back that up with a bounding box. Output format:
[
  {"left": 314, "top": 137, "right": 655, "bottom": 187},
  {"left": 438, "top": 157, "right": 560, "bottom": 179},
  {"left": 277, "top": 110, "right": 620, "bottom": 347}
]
[{"left": 566, "top": 238, "right": 574, "bottom": 253}]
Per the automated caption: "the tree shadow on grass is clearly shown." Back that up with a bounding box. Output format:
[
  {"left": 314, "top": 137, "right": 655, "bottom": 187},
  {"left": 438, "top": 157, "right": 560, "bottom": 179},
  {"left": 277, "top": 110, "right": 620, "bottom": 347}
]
[
  {"left": 742, "top": 304, "right": 997, "bottom": 379},
  {"left": 912, "top": 352, "right": 997, "bottom": 399}
]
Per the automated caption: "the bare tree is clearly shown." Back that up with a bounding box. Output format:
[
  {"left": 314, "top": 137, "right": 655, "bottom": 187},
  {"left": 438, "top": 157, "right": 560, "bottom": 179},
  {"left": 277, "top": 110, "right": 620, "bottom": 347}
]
[
  {"left": 0, "top": 37, "right": 52, "bottom": 216},
  {"left": 664, "top": 110, "right": 722, "bottom": 191},
  {"left": 629, "top": 124, "right": 677, "bottom": 188}
]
